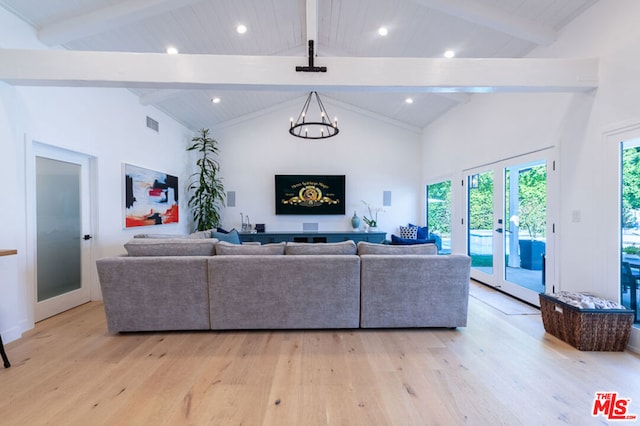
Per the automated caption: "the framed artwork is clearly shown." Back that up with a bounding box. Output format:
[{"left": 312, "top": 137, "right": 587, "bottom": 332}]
[{"left": 124, "top": 163, "right": 178, "bottom": 228}]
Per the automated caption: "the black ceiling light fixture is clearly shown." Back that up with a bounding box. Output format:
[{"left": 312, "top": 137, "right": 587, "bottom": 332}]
[{"left": 289, "top": 41, "right": 339, "bottom": 139}]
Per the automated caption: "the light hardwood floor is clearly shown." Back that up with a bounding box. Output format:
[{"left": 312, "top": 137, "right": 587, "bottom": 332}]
[{"left": 1, "top": 282, "right": 639, "bottom": 425}]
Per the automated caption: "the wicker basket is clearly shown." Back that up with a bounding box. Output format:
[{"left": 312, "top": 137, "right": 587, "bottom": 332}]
[{"left": 539, "top": 293, "right": 634, "bottom": 351}]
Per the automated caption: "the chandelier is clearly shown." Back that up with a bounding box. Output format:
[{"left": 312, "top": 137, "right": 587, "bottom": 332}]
[{"left": 289, "top": 91, "right": 339, "bottom": 139}]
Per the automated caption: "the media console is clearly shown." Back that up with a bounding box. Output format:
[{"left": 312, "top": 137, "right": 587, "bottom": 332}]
[{"left": 239, "top": 231, "right": 386, "bottom": 244}]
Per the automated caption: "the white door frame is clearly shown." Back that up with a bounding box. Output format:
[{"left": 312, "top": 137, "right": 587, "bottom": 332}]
[
  {"left": 603, "top": 122, "right": 640, "bottom": 352},
  {"left": 25, "top": 139, "right": 96, "bottom": 321},
  {"left": 463, "top": 148, "right": 557, "bottom": 305}
]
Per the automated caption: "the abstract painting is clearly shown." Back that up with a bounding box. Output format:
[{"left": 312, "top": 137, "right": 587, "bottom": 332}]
[{"left": 124, "top": 163, "right": 178, "bottom": 228}]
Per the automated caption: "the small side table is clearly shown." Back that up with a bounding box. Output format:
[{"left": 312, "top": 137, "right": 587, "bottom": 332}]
[{"left": 0, "top": 249, "right": 17, "bottom": 368}]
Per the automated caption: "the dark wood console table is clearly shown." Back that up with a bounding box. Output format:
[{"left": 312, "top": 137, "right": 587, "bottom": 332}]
[
  {"left": 239, "top": 231, "right": 386, "bottom": 244},
  {"left": 0, "top": 249, "right": 17, "bottom": 368}
]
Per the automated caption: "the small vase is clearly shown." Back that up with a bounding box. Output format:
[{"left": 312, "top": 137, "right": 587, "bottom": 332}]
[
  {"left": 369, "top": 226, "right": 378, "bottom": 233},
  {"left": 351, "top": 211, "right": 361, "bottom": 230}
]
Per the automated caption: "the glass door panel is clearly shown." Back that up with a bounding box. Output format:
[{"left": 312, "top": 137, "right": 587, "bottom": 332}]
[
  {"left": 468, "top": 171, "right": 494, "bottom": 276},
  {"left": 426, "top": 180, "right": 451, "bottom": 254},
  {"left": 36, "top": 157, "right": 82, "bottom": 301},
  {"left": 504, "top": 161, "right": 546, "bottom": 295}
]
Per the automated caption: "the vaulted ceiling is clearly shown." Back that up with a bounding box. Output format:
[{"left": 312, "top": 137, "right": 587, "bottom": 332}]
[{"left": 0, "top": 0, "right": 599, "bottom": 132}]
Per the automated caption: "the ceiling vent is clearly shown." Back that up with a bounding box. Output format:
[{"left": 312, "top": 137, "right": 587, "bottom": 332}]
[{"left": 146, "top": 116, "right": 159, "bottom": 132}]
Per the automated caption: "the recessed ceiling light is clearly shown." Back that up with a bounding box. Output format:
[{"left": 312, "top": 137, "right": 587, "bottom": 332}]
[
  {"left": 211, "top": 97, "right": 221, "bottom": 104},
  {"left": 236, "top": 24, "right": 247, "bottom": 34},
  {"left": 444, "top": 49, "right": 456, "bottom": 58},
  {"left": 405, "top": 97, "right": 414, "bottom": 104},
  {"left": 378, "top": 27, "right": 388, "bottom": 37},
  {"left": 166, "top": 46, "right": 179, "bottom": 54}
]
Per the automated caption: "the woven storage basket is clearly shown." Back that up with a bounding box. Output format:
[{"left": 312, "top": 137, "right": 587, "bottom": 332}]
[{"left": 539, "top": 293, "right": 634, "bottom": 351}]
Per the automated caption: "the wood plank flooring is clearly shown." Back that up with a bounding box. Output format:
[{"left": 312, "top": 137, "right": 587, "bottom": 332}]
[{"left": 1, "top": 282, "right": 639, "bottom": 425}]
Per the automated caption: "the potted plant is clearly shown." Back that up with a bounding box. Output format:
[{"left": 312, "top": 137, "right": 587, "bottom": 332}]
[
  {"left": 187, "top": 128, "right": 225, "bottom": 231},
  {"left": 361, "top": 200, "right": 383, "bottom": 231}
]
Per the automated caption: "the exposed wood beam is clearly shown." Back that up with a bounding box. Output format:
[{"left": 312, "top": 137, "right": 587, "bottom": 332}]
[
  {"left": 410, "top": 0, "right": 556, "bottom": 46},
  {"left": 38, "top": 0, "right": 203, "bottom": 46},
  {"left": 0, "top": 49, "right": 597, "bottom": 93}
]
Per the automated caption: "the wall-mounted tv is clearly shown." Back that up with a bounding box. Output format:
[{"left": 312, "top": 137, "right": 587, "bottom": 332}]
[{"left": 275, "top": 174, "right": 345, "bottom": 215}]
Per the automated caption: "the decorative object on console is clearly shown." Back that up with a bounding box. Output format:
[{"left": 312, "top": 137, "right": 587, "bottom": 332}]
[
  {"left": 361, "top": 200, "right": 384, "bottom": 230},
  {"left": 255, "top": 224, "right": 265, "bottom": 233},
  {"left": 187, "top": 128, "right": 225, "bottom": 232},
  {"left": 351, "top": 211, "right": 361, "bottom": 231},
  {"left": 124, "top": 163, "right": 179, "bottom": 228},
  {"left": 289, "top": 91, "right": 339, "bottom": 140}
]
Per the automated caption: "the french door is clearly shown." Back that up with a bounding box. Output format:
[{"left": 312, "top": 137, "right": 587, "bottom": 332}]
[
  {"left": 465, "top": 150, "right": 555, "bottom": 306},
  {"left": 30, "top": 143, "right": 94, "bottom": 321}
]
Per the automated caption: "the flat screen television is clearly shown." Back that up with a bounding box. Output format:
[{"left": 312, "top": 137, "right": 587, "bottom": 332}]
[{"left": 275, "top": 174, "right": 345, "bottom": 215}]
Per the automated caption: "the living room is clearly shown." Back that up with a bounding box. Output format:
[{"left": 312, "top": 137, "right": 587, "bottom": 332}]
[{"left": 1, "top": 0, "right": 640, "bottom": 421}]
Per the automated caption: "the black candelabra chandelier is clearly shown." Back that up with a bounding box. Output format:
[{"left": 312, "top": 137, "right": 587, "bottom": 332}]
[{"left": 289, "top": 91, "right": 339, "bottom": 139}]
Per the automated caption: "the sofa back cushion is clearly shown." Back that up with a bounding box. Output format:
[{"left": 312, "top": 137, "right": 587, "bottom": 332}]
[
  {"left": 124, "top": 238, "right": 217, "bottom": 256},
  {"left": 215, "top": 241, "right": 285, "bottom": 255},
  {"left": 285, "top": 240, "right": 357, "bottom": 255},
  {"left": 357, "top": 241, "right": 438, "bottom": 255}
]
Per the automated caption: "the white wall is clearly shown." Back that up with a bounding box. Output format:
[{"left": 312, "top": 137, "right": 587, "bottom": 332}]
[
  {"left": 422, "top": 0, "right": 640, "bottom": 307},
  {"left": 0, "top": 9, "right": 192, "bottom": 342},
  {"left": 214, "top": 101, "right": 422, "bottom": 235}
]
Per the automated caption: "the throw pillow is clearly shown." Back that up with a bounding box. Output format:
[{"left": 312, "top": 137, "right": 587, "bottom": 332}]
[
  {"left": 399, "top": 225, "right": 418, "bottom": 239},
  {"left": 211, "top": 228, "right": 241, "bottom": 244},
  {"left": 408, "top": 223, "right": 428, "bottom": 240},
  {"left": 215, "top": 241, "right": 285, "bottom": 255},
  {"left": 285, "top": 240, "right": 357, "bottom": 255}
]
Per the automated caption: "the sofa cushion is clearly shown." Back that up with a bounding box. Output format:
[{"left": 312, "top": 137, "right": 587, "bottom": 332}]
[
  {"left": 211, "top": 228, "right": 241, "bottom": 244},
  {"left": 285, "top": 240, "right": 357, "bottom": 255},
  {"left": 215, "top": 241, "right": 285, "bottom": 255},
  {"left": 124, "top": 238, "right": 217, "bottom": 256},
  {"left": 187, "top": 229, "right": 216, "bottom": 239},
  {"left": 357, "top": 241, "right": 438, "bottom": 255},
  {"left": 399, "top": 225, "right": 418, "bottom": 239},
  {"left": 133, "top": 233, "right": 188, "bottom": 239}
]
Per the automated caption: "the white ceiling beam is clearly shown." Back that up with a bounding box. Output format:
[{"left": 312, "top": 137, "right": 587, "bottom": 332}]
[
  {"left": 0, "top": 49, "right": 597, "bottom": 93},
  {"left": 410, "top": 0, "right": 556, "bottom": 46},
  {"left": 38, "top": 0, "right": 203, "bottom": 46},
  {"left": 306, "top": 0, "right": 318, "bottom": 46}
]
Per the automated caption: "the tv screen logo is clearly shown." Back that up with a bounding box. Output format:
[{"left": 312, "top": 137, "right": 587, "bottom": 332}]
[{"left": 592, "top": 392, "right": 637, "bottom": 421}]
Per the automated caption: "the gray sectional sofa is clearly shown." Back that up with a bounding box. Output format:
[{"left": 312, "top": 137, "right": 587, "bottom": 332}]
[{"left": 96, "top": 237, "right": 471, "bottom": 333}]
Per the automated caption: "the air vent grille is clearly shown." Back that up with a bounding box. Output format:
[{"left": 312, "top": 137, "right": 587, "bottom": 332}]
[{"left": 146, "top": 116, "right": 159, "bottom": 132}]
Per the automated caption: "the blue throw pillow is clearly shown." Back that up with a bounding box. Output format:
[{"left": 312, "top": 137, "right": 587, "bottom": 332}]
[
  {"left": 408, "top": 223, "right": 428, "bottom": 240},
  {"left": 391, "top": 234, "right": 435, "bottom": 245},
  {"left": 212, "top": 228, "right": 241, "bottom": 244}
]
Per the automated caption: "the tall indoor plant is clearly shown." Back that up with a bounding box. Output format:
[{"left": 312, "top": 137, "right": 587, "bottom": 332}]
[{"left": 187, "top": 128, "right": 225, "bottom": 231}]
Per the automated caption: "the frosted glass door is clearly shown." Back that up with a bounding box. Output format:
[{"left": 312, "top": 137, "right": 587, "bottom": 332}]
[{"left": 36, "top": 157, "right": 82, "bottom": 301}]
